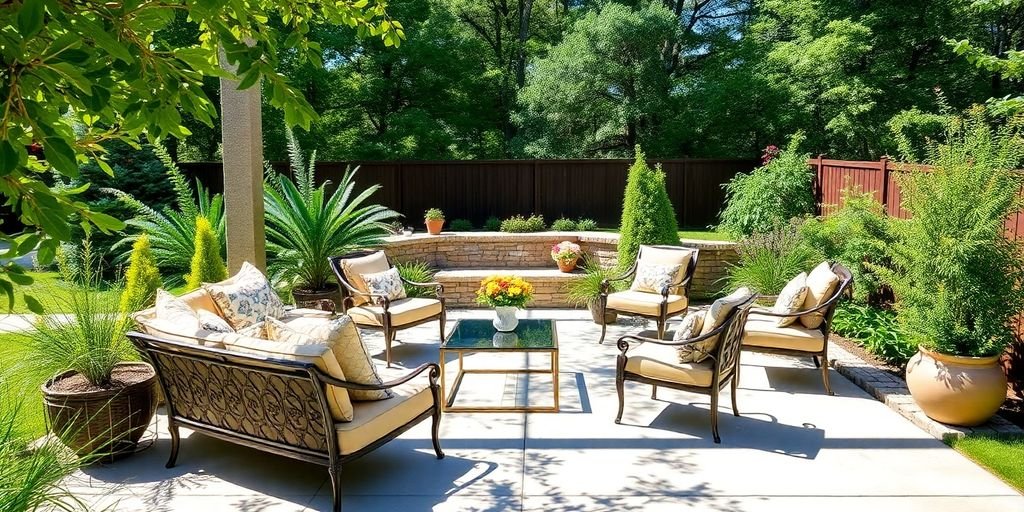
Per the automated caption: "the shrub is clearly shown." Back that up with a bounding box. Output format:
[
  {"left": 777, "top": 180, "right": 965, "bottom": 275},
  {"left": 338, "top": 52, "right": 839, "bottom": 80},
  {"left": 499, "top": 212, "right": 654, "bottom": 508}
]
[
  {"left": 724, "top": 221, "right": 817, "bottom": 295},
  {"left": 576, "top": 218, "right": 598, "bottom": 231},
  {"left": 617, "top": 146, "right": 680, "bottom": 270},
  {"left": 551, "top": 217, "right": 577, "bottom": 231},
  {"left": 875, "top": 108, "right": 1024, "bottom": 357},
  {"left": 500, "top": 214, "right": 546, "bottom": 233},
  {"left": 119, "top": 234, "right": 162, "bottom": 313},
  {"left": 484, "top": 216, "right": 501, "bottom": 231},
  {"left": 449, "top": 219, "right": 474, "bottom": 231},
  {"left": 717, "top": 132, "right": 814, "bottom": 237},
  {"left": 832, "top": 303, "right": 915, "bottom": 365},
  {"left": 395, "top": 260, "right": 436, "bottom": 298},
  {"left": 800, "top": 188, "right": 894, "bottom": 304},
  {"left": 185, "top": 217, "right": 227, "bottom": 290}
]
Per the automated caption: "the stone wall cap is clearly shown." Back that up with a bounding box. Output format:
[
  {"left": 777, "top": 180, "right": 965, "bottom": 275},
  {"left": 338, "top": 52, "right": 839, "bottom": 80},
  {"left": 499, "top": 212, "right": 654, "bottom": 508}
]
[{"left": 383, "top": 231, "right": 735, "bottom": 248}]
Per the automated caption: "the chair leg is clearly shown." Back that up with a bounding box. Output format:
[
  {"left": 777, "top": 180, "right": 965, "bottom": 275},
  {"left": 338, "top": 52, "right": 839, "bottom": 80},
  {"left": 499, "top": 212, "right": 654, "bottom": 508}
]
[
  {"left": 710, "top": 391, "right": 721, "bottom": 444},
  {"left": 165, "top": 421, "right": 180, "bottom": 469},
  {"left": 599, "top": 311, "right": 608, "bottom": 344},
  {"left": 651, "top": 385, "right": 658, "bottom": 400},
  {"left": 821, "top": 358, "right": 834, "bottom": 396},
  {"left": 657, "top": 318, "right": 665, "bottom": 340},
  {"left": 328, "top": 463, "right": 342, "bottom": 512},
  {"left": 812, "top": 355, "right": 821, "bottom": 368},
  {"left": 384, "top": 326, "right": 394, "bottom": 368},
  {"left": 614, "top": 375, "right": 625, "bottom": 424},
  {"left": 730, "top": 373, "right": 740, "bottom": 417},
  {"left": 431, "top": 406, "right": 445, "bottom": 459},
  {"left": 439, "top": 313, "right": 446, "bottom": 343}
]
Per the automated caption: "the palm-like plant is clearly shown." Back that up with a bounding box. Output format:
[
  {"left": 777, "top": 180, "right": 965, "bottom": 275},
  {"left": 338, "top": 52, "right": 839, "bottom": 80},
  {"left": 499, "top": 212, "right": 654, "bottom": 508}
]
[
  {"left": 264, "top": 129, "right": 400, "bottom": 292},
  {"left": 105, "top": 144, "right": 225, "bottom": 286}
]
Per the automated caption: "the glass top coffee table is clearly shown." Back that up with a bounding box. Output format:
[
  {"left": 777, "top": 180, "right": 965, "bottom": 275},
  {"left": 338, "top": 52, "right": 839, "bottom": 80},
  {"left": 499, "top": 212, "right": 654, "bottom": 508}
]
[{"left": 440, "top": 319, "right": 559, "bottom": 413}]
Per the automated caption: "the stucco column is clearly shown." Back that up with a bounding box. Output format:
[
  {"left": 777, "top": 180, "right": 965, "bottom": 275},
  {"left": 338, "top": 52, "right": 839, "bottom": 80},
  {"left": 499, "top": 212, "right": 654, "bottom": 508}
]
[{"left": 220, "top": 68, "right": 266, "bottom": 272}]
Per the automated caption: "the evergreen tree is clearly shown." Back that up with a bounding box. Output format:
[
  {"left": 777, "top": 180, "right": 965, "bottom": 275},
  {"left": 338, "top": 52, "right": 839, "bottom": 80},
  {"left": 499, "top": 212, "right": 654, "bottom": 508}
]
[
  {"left": 120, "top": 234, "right": 163, "bottom": 312},
  {"left": 185, "top": 217, "right": 227, "bottom": 290},
  {"left": 617, "top": 146, "right": 680, "bottom": 270}
]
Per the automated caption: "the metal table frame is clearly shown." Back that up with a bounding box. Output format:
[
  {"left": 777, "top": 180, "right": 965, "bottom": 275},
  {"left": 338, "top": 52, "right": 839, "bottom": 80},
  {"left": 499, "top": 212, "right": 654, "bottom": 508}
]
[{"left": 439, "top": 319, "right": 559, "bottom": 413}]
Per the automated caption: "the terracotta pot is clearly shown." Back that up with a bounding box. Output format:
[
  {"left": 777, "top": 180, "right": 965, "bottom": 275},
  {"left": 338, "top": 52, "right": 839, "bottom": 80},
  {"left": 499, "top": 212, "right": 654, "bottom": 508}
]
[
  {"left": 905, "top": 347, "right": 1007, "bottom": 426},
  {"left": 425, "top": 218, "right": 444, "bottom": 235},
  {"left": 556, "top": 257, "right": 578, "bottom": 273},
  {"left": 589, "top": 301, "right": 617, "bottom": 325},
  {"left": 292, "top": 287, "right": 341, "bottom": 312},
  {"left": 42, "top": 362, "right": 158, "bottom": 462}
]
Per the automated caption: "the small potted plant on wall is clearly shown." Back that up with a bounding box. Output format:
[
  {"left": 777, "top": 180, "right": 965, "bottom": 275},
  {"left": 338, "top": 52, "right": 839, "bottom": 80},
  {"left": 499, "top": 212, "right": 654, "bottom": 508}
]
[
  {"left": 877, "top": 108, "right": 1024, "bottom": 426},
  {"left": 551, "top": 241, "right": 582, "bottom": 272},
  {"left": 425, "top": 208, "right": 445, "bottom": 235}
]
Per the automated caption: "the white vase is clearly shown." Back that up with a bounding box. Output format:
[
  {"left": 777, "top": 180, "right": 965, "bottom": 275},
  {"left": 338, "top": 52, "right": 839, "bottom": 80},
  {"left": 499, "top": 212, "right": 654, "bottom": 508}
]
[{"left": 492, "top": 306, "right": 519, "bottom": 332}]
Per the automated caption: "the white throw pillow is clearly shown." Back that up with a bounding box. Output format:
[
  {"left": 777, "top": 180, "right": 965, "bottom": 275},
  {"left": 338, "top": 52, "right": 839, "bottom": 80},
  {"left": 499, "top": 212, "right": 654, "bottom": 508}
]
[
  {"left": 360, "top": 267, "right": 407, "bottom": 304},
  {"left": 631, "top": 262, "right": 682, "bottom": 293},
  {"left": 265, "top": 316, "right": 393, "bottom": 401},
  {"left": 155, "top": 289, "right": 200, "bottom": 330},
  {"left": 675, "top": 310, "right": 713, "bottom": 363},
  {"left": 773, "top": 272, "right": 809, "bottom": 327},
  {"left": 204, "top": 262, "right": 285, "bottom": 330}
]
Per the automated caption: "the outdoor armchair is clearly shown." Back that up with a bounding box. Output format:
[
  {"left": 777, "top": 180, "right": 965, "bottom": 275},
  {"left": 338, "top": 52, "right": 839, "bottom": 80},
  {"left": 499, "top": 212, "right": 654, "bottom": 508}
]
[
  {"left": 614, "top": 293, "right": 756, "bottom": 443},
  {"left": 329, "top": 250, "right": 446, "bottom": 367},
  {"left": 741, "top": 263, "right": 853, "bottom": 395},
  {"left": 599, "top": 245, "right": 699, "bottom": 343}
]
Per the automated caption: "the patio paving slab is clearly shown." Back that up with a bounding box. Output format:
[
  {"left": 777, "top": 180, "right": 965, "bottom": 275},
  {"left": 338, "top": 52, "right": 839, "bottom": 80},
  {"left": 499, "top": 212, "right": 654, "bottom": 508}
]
[{"left": 60, "top": 309, "right": 1023, "bottom": 511}]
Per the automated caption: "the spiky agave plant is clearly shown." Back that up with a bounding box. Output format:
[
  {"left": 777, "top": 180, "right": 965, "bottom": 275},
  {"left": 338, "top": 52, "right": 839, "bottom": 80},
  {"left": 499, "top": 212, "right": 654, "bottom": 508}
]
[
  {"left": 105, "top": 144, "right": 225, "bottom": 286},
  {"left": 264, "top": 128, "right": 400, "bottom": 292}
]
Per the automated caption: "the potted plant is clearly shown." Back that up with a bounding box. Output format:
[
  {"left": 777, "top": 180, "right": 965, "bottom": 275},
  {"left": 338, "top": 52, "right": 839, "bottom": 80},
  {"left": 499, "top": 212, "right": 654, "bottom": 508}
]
[
  {"left": 264, "top": 128, "right": 399, "bottom": 309},
  {"left": 565, "top": 255, "right": 619, "bottom": 324},
  {"left": 25, "top": 243, "right": 157, "bottom": 462},
  {"left": 425, "top": 208, "right": 445, "bottom": 235},
  {"left": 551, "top": 241, "right": 582, "bottom": 272},
  {"left": 476, "top": 275, "right": 534, "bottom": 332},
  {"left": 877, "top": 109, "right": 1024, "bottom": 426}
]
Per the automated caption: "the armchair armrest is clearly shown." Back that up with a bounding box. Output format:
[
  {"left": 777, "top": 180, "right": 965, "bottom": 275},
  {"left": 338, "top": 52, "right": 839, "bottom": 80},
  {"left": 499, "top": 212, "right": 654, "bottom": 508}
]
[
  {"left": 316, "top": 362, "right": 440, "bottom": 392},
  {"left": 399, "top": 276, "right": 445, "bottom": 297},
  {"left": 600, "top": 261, "right": 638, "bottom": 294}
]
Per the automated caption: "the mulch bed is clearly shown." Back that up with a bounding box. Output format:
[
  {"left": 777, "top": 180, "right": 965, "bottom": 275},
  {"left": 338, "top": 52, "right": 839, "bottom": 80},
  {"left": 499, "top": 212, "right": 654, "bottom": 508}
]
[{"left": 832, "top": 335, "right": 1024, "bottom": 432}]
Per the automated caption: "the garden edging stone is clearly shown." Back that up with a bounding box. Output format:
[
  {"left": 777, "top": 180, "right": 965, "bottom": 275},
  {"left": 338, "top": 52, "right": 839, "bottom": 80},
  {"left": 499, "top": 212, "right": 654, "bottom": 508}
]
[{"left": 827, "top": 340, "right": 1023, "bottom": 441}]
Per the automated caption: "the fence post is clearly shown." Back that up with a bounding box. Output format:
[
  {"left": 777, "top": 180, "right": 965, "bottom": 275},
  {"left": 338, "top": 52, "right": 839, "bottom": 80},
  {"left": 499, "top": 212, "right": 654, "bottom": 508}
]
[
  {"left": 814, "top": 154, "right": 824, "bottom": 214},
  {"left": 879, "top": 156, "right": 889, "bottom": 215}
]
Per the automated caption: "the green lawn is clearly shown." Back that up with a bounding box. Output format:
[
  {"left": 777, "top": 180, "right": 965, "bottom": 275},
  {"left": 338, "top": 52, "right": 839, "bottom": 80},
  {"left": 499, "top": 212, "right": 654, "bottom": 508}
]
[
  {"left": 947, "top": 435, "right": 1024, "bottom": 492},
  {"left": 3, "top": 271, "right": 188, "bottom": 314},
  {"left": 0, "top": 331, "right": 46, "bottom": 437}
]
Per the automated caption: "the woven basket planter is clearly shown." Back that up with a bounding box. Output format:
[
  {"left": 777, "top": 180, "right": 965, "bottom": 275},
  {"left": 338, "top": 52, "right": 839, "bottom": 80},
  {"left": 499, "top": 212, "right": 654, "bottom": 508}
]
[
  {"left": 292, "top": 287, "right": 342, "bottom": 312},
  {"left": 42, "top": 362, "right": 157, "bottom": 462}
]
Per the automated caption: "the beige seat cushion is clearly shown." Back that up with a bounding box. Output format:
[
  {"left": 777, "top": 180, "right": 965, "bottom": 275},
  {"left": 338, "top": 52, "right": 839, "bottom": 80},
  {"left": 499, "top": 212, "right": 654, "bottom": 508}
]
[
  {"left": 624, "top": 342, "right": 714, "bottom": 387},
  {"left": 799, "top": 262, "right": 840, "bottom": 329},
  {"left": 348, "top": 297, "right": 443, "bottom": 327},
  {"left": 133, "top": 315, "right": 227, "bottom": 349},
  {"left": 743, "top": 312, "right": 825, "bottom": 352},
  {"left": 341, "top": 251, "right": 390, "bottom": 306},
  {"left": 606, "top": 290, "right": 688, "bottom": 317},
  {"left": 266, "top": 315, "right": 392, "bottom": 401},
  {"left": 335, "top": 377, "right": 432, "bottom": 455},
  {"left": 218, "top": 331, "right": 355, "bottom": 422},
  {"left": 637, "top": 245, "right": 695, "bottom": 294}
]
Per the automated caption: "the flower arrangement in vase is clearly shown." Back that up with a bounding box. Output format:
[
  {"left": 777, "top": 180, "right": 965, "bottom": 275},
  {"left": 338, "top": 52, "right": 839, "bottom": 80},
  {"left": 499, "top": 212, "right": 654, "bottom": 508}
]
[
  {"left": 551, "top": 241, "right": 582, "bottom": 272},
  {"left": 476, "top": 275, "right": 534, "bottom": 331}
]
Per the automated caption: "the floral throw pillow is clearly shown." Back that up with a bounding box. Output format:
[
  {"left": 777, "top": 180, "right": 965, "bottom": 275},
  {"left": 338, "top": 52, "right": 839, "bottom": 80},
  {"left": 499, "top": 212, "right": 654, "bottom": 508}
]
[
  {"left": 630, "top": 262, "right": 682, "bottom": 294},
  {"left": 773, "top": 272, "right": 809, "bottom": 327},
  {"left": 204, "top": 262, "right": 285, "bottom": 330},
  {"left": 197, "top": 309, "right": 234, "bottom": 333},
  {"left": 360, "top": 267, "right": 407, "bottom": 304},
  {"left": 675, "top": 310, "right": 714, "bottom": 363}
]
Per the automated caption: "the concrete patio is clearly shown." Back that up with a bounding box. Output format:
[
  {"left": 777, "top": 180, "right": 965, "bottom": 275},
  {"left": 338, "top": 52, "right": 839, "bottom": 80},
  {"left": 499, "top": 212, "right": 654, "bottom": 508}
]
[{"left": 63, "top": 309, "right": 1024, "bottom": 511}]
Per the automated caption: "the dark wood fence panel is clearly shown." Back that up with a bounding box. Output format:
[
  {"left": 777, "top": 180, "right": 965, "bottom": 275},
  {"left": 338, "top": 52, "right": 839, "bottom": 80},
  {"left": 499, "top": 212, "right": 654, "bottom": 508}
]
[{"left": 180, "top": 158, "right": 759, "bottom": 229}]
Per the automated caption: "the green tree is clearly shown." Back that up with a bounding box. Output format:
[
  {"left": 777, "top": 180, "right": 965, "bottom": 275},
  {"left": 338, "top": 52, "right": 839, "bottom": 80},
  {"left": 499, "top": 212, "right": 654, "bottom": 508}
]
[
  {"left": 120, "top": 234, "right": 163, "bottom": 313},
  {"left": 516, "top": 2, "right": 680, "bottom": 157},
  {"left": 0, "top": 0, "right": 404, "bottom": 308},
  {"left": 617, "top": 146, "right": 680, "bottom": 270},
  {"left": 185, "top": 217, "right": 227, "bottom": 291}
]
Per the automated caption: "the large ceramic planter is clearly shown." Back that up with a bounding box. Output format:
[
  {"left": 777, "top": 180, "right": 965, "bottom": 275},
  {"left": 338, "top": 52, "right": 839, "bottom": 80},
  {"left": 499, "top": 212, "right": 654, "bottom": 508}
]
[
  {"left": 905, "top": 347, "right": 1007, "bottom": 426},
  {"left": 42, "top": 362, "right": 158, "bottom": 462},
  {"left": 292, "top": 287, "right": 342, "bottom": 312},
  {"left": 425, "top": 219, "right": 445, "bottom": 235},
  {"left": 492, "top": 306, "right": 519, "bottom": 332}
]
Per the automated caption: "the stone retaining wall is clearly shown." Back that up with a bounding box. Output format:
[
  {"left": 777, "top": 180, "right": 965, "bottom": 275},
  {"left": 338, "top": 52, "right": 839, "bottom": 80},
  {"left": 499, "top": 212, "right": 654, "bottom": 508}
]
[{"left": 382, "top": 232, "right": 737, "bottom": 306}]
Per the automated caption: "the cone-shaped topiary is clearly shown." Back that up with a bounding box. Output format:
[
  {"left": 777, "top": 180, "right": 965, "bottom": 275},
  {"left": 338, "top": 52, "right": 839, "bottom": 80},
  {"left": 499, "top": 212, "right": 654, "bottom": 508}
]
[
  {"left": 185, "top": 217, "right": 227, "bottom": 290},
  {"left": 120, "top": 234, "right": 163, "bottom": 313},
  {"left": 617, "top": 146, "right": 680, "bottom": 270}
]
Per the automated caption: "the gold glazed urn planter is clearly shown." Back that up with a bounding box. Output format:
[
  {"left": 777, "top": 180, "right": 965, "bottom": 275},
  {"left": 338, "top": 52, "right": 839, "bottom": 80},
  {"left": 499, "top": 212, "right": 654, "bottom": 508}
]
[{"left": 905, "top": 346, "right": 1007, "bottom": 427}]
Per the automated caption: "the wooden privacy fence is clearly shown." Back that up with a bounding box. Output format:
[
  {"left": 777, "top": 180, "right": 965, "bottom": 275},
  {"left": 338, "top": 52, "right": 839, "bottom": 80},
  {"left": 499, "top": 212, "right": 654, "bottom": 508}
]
[
  {"left": 810, "top": 156, "right": 1024, "bottom": 240},
  {"left": 180, "top": 158, "right": 759, "bottom": 229}
]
